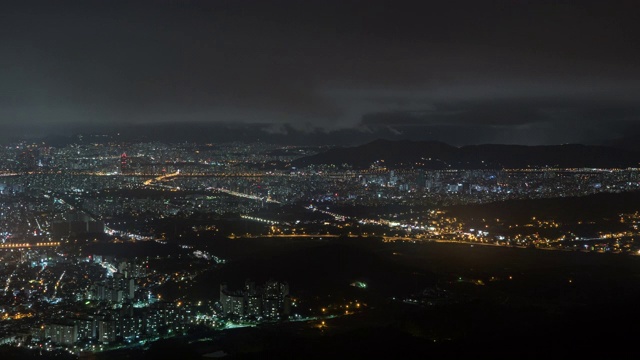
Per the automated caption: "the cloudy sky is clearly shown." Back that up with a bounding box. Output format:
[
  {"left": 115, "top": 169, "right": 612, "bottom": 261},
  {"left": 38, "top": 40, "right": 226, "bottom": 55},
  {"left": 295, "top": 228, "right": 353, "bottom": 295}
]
[{"left": 1, "top": 0, "right": 639, "bottom": 145}]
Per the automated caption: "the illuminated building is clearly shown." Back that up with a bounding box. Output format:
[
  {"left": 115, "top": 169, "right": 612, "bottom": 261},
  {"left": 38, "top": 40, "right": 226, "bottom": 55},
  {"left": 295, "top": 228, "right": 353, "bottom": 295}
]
[
  {"left": 220, "top": 279, "right": 290, "bottom": 320},
  {"left": 44, "top": 322, "right": 78, "bottom": 346}
]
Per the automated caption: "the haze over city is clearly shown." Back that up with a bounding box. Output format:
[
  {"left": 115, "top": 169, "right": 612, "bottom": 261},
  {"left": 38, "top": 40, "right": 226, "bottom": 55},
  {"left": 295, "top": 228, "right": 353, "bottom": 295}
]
[
  {"left": 2, "top": 1, "right": 640, "bottom": 359},
  {"left": 2, "top": 0, "right": 640, "bottom": 145}
]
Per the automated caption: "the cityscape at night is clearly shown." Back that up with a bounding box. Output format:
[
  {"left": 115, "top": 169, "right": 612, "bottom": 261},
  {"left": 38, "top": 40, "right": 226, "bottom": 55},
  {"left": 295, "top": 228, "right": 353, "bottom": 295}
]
[{"left": 2, "top": 0, "right": 640, "bottom": 358}]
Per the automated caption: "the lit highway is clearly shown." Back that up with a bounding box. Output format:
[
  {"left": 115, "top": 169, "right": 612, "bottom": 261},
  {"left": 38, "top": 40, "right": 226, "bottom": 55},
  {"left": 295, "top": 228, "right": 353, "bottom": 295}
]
[{"left": 0, "top": 242, "right": 61, "bottom": 250}]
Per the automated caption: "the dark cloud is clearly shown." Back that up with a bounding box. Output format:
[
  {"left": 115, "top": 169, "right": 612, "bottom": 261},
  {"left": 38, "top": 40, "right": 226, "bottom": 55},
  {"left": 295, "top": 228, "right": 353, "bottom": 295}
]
[
  {"left": 361, "top": 99, "right": 640, "bottom": 127},
  {"left": 359, "top": 99, "right": 640, "bottom": 145},
  {"left": 1, "top": 0, "right": 639, "bottom": 144}
]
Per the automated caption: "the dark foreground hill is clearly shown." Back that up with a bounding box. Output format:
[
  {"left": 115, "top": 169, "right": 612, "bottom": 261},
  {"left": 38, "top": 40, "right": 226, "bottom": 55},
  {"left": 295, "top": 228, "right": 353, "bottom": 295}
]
[
  {"left": 90, "top": 238, "right": 640, "bottom": 359},
  {"left": 292, "top": 139, "right": 640, "bottom": 169}
]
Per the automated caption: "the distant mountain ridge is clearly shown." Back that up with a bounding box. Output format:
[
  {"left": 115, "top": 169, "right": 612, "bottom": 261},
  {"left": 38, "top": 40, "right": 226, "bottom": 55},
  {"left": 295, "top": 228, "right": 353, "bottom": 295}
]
[{"left": 291, "top": 139, "right": 640, "bottom": 169}]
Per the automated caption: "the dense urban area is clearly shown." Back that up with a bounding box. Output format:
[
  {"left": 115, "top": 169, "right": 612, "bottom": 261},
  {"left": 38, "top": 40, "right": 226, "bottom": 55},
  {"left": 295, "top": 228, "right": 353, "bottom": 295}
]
[{"left": 2, "top": 137, "right": 640, "bottom": 358}]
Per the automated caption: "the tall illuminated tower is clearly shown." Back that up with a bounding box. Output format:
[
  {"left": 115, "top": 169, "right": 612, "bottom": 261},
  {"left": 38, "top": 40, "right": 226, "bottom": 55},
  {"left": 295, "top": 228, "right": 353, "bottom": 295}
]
[{"left": 120, "top": 152, "right": 128, "bottom": 173}]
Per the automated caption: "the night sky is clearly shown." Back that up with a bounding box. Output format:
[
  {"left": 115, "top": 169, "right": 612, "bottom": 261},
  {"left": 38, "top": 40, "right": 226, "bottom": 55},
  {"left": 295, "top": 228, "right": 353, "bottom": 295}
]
[{"left": 1, "top": 0, "right": 639, "bottom": 145}]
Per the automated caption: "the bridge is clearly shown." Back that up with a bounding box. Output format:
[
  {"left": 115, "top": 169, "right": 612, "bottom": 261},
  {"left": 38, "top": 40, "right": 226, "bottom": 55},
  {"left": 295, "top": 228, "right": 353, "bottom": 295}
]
[
  {"left": 228, "top": 234, "right": 342, "bottom": 239},
  {"left": 142, "top": 171, "right": 181, "bottom": 185},
  {"left": 0, "top": 242, "right": 61, "bottom": 250}
]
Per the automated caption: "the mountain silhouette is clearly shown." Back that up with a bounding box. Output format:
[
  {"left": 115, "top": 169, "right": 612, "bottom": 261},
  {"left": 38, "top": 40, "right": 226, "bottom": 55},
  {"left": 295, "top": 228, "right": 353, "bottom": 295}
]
[{"left": 292, "top": 139, "right": 640, "bottom": 169}]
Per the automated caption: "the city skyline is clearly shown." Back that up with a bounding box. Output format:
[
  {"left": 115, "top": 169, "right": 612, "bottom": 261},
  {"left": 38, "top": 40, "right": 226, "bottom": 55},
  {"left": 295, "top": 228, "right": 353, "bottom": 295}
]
[{"left": 1, "top": 133, "right": 640, "bottom": 358}]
